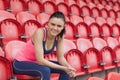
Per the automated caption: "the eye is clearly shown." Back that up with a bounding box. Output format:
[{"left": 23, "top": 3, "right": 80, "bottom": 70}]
[
  {"left": 51, "top": 23, "right": 55, "bottom": 26},
  {"left": 57, "top": 25, "right": 62, "bottom": 28}
]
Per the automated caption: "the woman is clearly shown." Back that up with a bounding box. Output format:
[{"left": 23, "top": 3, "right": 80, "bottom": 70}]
[{"left": 13, "top": 11, "right": 75, "bottom": 80}]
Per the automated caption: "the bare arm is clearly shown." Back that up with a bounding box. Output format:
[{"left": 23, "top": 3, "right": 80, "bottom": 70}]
[
  {"left": 56, "top": 37, "right": 71, "bottom": 67},
  {"left": 56, "top": 37, "right": 76, "bottom": 77},
  {"left": 32, "top": 29, "right": 67, "bottom": 71}
]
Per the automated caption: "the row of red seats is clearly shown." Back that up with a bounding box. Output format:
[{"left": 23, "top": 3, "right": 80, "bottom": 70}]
[
  {"left": 0, "top": 9, "right": 119, "bottom": 26},
  {"left": 0, "top": 17, "right": 120, "bottom": 47},
  {"left": 0, "top": 0, "right": 120, "bottom": 18},
  {"left": 0, "top": 36, "right": 120, "bottom": 79}
]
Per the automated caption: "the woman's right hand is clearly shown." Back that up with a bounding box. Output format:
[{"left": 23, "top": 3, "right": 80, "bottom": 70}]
[{"left": 63, "top": 66, "right": 76, "bottom": 77}]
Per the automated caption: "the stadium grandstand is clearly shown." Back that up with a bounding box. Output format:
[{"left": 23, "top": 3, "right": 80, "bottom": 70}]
[{"left": 0, "top": 0, "right": 120, "bottom": 80}]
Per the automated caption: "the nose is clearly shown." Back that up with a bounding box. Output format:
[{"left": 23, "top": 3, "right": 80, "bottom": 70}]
[{"left": 53, "top": 25, "right": 58, "bottom": 30}]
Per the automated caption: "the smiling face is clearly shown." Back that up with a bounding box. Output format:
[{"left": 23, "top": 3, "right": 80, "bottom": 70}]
[{"left": 47, "top": 17, "right": 65, "bottom": 37}]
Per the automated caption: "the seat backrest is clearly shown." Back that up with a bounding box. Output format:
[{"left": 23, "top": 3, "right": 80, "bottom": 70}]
[
  {"left": 111, "top": 24, "right": 120, "bottom": 39},
  {"left": 64, "top": 22, "right": 77, "bottom": 40},
  {"left": 92, "top": 37, "right": 107, "bottom": 50},
  {"left": 81, "top": 6, "right": 91, "bottom": 17},
  {"left": 84, "top": 47, "right": 101, "bottom": 73},
  {"left": 109, "top": 9, "right": 117, "bottom": 19},
  {"left": 0, "top": 56, "right": 12, "bottom": 80},
  {"left": 83, "top": 16, "right": 95, "bottom": 26},
  {"left": 0, "top": 10, "right": 16, "bottom": 22},
  {"left": 70, "top": 15, "right": 83, "bottom": 26},
  {"left": 76, "top": 22, "right": 89, "bottom": 38},
  {"left": 100, "top": 8, "right": 109, "bottom": 19},
  {"left": 95, "top": 17, "right": 106, "bottom": 26},
  {"left": 57, "top": 2, "right": 69, "bottom": 16},
  {"left": 106, "top": 37, "right": 119, "bottom": 49},
  {"left": 36, "top": 13, "right": 50, "bottom": 26},
  {"left": 0, "top": 19, "right": 22, "bottom": 46},
  {"left": 63, "top": 39, "right": 77, "bottom": 54},
  {"left": 69, "top": 4, "right": 81, "bottom": 16},
  {"left": 9, "top": 0, "right": 26, "bottom": 14},
  {"left": 89, "top": 23, "right": 101, "bottom": 38},
  {"left": 43, "top": 1, "right": 57, "bottom": 15},
  {"left": 106, "top": 17, "right": 115, "bottom": 26},
  {"left": 16, "top": 12, "right": 36, "bottom": 25},
  {"left": 100, "top": 23, "right": 112, "bottom": 39},
  {"left": 4, "top": 40, "right": 26, "bottom": 62},
  {"left": 76, "top": 38, "right": 93, "bottom": 53},
  {"left": 65, "top": 49, "right": 85, "bottom": 76},
  {"left": 27, "top": 0, "right": 43, "bottom": 16},
  {"left": 22, "top": 20, "right": 42, "bottom": 41},
  {"left": 91, "top": 7, "right": 101, "bottom": 18}
]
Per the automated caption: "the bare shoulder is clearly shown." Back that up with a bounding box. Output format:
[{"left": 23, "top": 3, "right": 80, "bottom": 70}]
[{"left": 32, "top": 28, "right": 44, "bottom": 42}]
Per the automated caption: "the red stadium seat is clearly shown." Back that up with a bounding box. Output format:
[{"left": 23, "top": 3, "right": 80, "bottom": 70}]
[
  {"left": 4, "top": 40, "right": 40, "bottom": 79},
  {"left": 109, "top": 9, "right": 117, "bottom": 19},
  {"left": 27, "top": 0, "right": 43, "bottom": 16},
  {"left": 69, "top": 15, "right": 83, "bottom": 26},
  {"left": 100, "top": 23, "right": 112, "bottom": 40},
  {"left": 100, "top": 8, "right": 109, "bottom": 19},
  {"left": 96, "top": 4, "right": 104, "bottom": 10},
  {"left": 57, "top": 2, "right": 70, "bottom": 16},
  {"left": 43, "top": 1, "right": 57, "bottom": 15},
  {"left": 95, "top": 17, "right": 106, "bottom": 26},
  {"left": 0, "top": 10, "right": 16, "bottom": 22},
  {"left": 36, "top": 13, "right": 50, "bottom": 26},
  {"left": 91, "top": 7, "right": 101, "bottom": 18},
  {"left": 77, "top": 0, "right": 86, "bottom": 8},
  {"left": 16, "top": 11, "right": 36, "bottom": 25},
  {"left": 83, "top": 16, "right": 95, "bottom": 26},
  {"left": 52, "top": 0, "right": 64, "bottom": 4},
  {"left": 76, "top": 38, "right": 93, "bottom": 53},
  {"left": 111, "top": 24, "right": 120, "bottom": 40},
  {"left": 9, "top": 0, "right": 26, "bottom": 14},
  {"left": 81, "top": 6, "right": 91, "bottom": 17},
  {"left": 76, "top": 22, "right": 89, "bottom": 39},
  {"left": 21, "top": 20, "right": 42, "bottom": 41},
  {"left": 64, "top": 22, "right": 78, "bottom": 40},
  {"left": 106, "top": 18, "right": 116, "bottom": 26},
  {"left": 83, "top": 46, "right": 102, "bottom": 73},
  {"left": 64, "top": 0, "right": 77, "bottom": 6},
  {"left": 63, "top": 39, "right": 77, "bottom": 54},
  {"left": 65, "top": 49, "right": 85, "bottom": 76},
  {"left": 0, "top": 19, "right": 22, "bottom": 46},
  {"left": 69, "top": 4, "right": 81, "bottom": 16},
  {"left": 89, "top": 23, "right": 101, "bottom": 39}
]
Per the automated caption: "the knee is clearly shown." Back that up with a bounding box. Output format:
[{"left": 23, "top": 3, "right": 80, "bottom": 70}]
[{"left": 39, "top": 66, "right": 51, "bottom": 75}]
